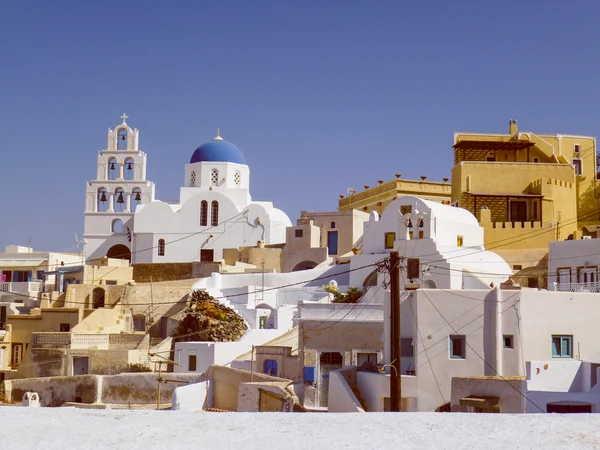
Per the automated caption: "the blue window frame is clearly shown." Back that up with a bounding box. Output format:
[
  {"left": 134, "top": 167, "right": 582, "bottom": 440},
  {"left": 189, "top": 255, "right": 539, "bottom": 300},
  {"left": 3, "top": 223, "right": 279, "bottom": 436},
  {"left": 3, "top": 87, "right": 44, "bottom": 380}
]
[
  {"left": 552, "top": 335, "right": 572, "bottom": 358},
  {"left": 449, "top": 335, "right": 466, "bottom": 359}
]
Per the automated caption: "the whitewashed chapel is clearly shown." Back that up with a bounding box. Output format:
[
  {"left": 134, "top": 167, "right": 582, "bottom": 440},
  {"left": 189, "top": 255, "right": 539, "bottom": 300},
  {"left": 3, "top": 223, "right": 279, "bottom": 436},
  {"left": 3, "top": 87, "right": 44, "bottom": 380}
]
[{"left": 83, "top": 115, "right": 291, "bottom": 263}]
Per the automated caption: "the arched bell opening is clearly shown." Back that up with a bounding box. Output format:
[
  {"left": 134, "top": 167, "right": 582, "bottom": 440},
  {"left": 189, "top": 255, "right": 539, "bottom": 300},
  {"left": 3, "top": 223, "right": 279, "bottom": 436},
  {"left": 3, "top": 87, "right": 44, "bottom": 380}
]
[
  {"left": 124, "top": 157, "right": 135, "bottom": 180},
  {"left": 117, "top": 128, "right": 128, "bottom": 150},
  {"left": 97, "top": 188, "right": 108, "bottom": 212},
  {"left": 107, "top": 158, "right": 118, "bottom": 180},
  {"left": 130, "top": 188, "right": 142, "bottom": 212},
  {"left": 114, "top": 187, "right": 126, "bottom": 213}
]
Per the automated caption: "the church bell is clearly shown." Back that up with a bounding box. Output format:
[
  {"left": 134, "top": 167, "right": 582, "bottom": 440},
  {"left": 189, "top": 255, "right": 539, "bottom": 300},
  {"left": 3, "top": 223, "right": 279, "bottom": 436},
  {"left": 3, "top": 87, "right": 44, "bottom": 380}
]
[
  {"left": 134, "top": 192, "right": 141, "bottom": 201},
  {"left": 127, "top": 163, "right": 133, "bottom": 170},
  {"left": 110, "top": 162, "right": 115, "bottom": 170},
  {"left": 100, "top": 192, "right": 107, "bottom": 203},
  {"left": 407, "top": 219, "right": 413, "bottom": 229},
  {"left": 116, "top": 192, "right": 125, "bottom": 204},
  {"left": 121, "top": 134, "right": 126, "bottom": 141}
]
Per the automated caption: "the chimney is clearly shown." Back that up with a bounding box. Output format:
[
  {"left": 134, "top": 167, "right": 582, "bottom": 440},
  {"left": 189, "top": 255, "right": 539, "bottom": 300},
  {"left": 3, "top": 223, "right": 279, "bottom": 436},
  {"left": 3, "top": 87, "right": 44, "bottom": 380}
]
[{"left": 509, "top": 119, "right": 518, "bottom": 136}]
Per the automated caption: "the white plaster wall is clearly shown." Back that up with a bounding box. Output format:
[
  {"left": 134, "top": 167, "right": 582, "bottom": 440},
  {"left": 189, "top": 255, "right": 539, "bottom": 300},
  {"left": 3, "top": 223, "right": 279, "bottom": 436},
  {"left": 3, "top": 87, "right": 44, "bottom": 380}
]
[
  {"left": 519, "top": 290, "right": 600, "bottom": 361},
  {"left": 174, "top": 330, "right": 286, "bottom": 374},
  {"left": 355, "top": 372, "right": 419, "bottom": 412},
  {"left": 327, "top": 370, "right": 364, "bottom": 412},
  {"left": 526, "top": 391, "right": 600, "bottom": 413},
  {"left": 132, "top": 194, "right": 290, "bottom": 263},
  {"left": 526, "top": 360, "right": 591, "bottom": 392},
  {"left": 172, "top": 381, "right": 208, "bottom": 411}
]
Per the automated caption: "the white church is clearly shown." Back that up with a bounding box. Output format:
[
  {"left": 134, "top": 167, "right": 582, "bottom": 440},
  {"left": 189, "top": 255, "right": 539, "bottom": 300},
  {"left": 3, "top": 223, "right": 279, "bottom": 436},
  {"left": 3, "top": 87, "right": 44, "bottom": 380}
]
[{"left": 83, "top": 115, "right": 291, "bottom": 263}]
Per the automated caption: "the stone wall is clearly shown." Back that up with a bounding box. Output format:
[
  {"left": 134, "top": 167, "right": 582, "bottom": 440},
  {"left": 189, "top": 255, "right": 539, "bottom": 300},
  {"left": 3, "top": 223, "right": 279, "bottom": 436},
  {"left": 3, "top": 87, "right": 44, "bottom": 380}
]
[
  {"left": 132, "top": 263, "right": 195, "bottom": 282},
  {"left": 2, "top": 372, "right": 204, "bottom": 407},
  {"left": 4, "top": 375, "right": 99, "bottom": 406}
]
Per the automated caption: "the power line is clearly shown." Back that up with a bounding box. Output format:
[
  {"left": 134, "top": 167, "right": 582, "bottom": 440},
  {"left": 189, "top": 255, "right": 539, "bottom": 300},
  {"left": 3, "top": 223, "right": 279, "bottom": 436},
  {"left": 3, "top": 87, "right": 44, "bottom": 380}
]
[
  {"left": 417, "top": 287, "right": 546, "bottom": 413},
  {"left": 0, "top": 261, "right": 383, "bottom": 308}
]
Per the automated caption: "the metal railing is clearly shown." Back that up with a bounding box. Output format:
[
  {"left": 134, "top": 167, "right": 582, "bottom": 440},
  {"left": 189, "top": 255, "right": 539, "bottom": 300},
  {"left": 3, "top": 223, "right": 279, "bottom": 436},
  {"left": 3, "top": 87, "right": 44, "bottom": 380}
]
[{"left": 555, "top": 282, "right": 600, "bottom": 293}]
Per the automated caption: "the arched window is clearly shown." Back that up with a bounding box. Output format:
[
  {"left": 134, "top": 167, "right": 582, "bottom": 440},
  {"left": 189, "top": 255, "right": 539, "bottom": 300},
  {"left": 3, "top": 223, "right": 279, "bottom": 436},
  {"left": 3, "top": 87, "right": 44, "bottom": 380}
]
[
  {"left": 117, "top": 128, "right": 128, "bottom": 150},
  {"left": 158, "top": 239, "right": 165, "bottom": 256},
  {"left": 190, "top": 171, "right": 196, "bottom": 187},
  {"left": 211, "top": 201, "right": 219, "bottom": 226},
  {"left": 211, "top": 169, "right": 219, "bottom": 186},
  {"left": 111, "top": 219, "right": 123, "bottom": 233},
  {"left": 108, "top": 158, "right": 118, "bottom": 180},
  {"left": 200, "top": 201, "right": 208, "bottom": 226},
  {"left": 114, "top": 188, "right": 126, "bottom": 212},
  {"left": 131, "top": 188, "right": 142, "bottom": 212},
  {"left": 234, "top": 170, "right": 241, "bottom": 186},
  {"left": 124, "top": 158, "right": 135, "bottom": 180},
  {"left": 97, "top": 188, "right": 108, "bottom": 212}
]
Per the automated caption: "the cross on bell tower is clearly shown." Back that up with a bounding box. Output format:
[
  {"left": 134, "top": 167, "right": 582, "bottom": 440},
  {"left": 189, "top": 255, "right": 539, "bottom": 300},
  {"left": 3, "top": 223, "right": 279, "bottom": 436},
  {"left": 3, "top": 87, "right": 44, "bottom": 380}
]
[{"left": 120, "top": 113, "right": 129, "bottom": 123}]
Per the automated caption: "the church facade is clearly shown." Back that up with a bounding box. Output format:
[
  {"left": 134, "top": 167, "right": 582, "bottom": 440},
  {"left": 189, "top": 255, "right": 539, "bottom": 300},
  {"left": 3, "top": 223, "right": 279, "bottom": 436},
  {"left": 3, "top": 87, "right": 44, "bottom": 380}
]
[{"left": 83, "top": 116, "right": 291, "bottom": 264}]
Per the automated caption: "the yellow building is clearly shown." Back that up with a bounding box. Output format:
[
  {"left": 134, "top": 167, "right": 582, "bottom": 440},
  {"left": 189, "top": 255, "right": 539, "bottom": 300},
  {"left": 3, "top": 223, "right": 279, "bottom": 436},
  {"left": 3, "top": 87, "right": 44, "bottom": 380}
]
[
  {"left": 452, "top": 119, "right": 599, "bottom": 268},
  {"left": 338, "top": 176, "right": 452, "bottom": 215}
]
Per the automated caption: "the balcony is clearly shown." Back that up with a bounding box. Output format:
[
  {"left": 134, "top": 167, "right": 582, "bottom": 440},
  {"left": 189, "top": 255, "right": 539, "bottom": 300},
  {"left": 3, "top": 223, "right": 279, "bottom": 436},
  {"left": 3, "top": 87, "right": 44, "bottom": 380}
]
[
  {"left": 32, "top": 332, "right": 147, "bottom": 350},
  {"left": 554, "top": 282, "right": 600, "bottom": 293},
  {"left": 0, "top": 281, "right": 42, "bottom": 296}
]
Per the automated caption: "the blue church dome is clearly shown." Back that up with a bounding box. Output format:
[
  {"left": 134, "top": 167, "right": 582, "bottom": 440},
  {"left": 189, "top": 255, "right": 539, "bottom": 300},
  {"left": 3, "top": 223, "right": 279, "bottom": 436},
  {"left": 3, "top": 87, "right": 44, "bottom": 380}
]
[{"left": 190, "top": 135, "right": 246, "bottom": 165}]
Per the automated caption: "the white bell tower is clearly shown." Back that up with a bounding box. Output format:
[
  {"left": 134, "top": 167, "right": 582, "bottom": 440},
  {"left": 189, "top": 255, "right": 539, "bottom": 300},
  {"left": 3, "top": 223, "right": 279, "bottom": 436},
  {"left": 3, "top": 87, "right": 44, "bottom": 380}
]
[{"left": 83, "top": 114, "right": 155, "bottom": 262}]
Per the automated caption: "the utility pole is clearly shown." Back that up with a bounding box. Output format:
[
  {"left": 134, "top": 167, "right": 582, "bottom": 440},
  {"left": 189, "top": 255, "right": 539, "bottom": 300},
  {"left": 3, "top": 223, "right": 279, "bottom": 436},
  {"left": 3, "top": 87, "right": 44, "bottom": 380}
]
[{"left": 389, "top": 251, "right": 401, "bottom": 412}]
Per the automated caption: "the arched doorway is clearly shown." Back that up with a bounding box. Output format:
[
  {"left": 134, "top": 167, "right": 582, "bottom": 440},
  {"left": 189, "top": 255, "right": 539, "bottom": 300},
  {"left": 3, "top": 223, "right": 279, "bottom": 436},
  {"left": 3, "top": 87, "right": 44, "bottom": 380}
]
[
  {"left": 293, "top": 261, "right": 318, "bottom": 271},
  {"left": 92, "top": 287, "right": 105, "bottom": 309},
  {"left": 106, "top": 244, "right": 131, "bottom": 262}
]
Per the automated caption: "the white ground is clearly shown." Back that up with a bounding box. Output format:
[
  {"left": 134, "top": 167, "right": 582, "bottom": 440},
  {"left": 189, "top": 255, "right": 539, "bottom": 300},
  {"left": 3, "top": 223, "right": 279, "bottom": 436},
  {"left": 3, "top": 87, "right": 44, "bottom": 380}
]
[{"left": 2, "top": 408, "right": 600, "bottom": 449}]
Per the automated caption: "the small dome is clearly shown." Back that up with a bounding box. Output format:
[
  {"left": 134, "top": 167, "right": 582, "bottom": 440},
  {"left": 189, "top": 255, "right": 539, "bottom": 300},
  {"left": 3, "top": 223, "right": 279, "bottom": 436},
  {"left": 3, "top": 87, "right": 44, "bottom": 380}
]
[{"left": 190, "top": 136, "right": 246, "bottom": 165}]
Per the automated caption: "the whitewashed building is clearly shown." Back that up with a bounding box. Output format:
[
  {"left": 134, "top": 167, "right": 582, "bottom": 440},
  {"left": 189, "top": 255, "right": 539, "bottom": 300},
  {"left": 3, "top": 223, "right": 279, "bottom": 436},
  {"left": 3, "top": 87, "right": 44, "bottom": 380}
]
[
  {"left": 173, "top": 264, "right": 351, "bottom": 374},
  {"left": 348, "top": 195, "right": 512, "bottom": 291},
  {"left": 548, "top": 237, "right": 600, "bottom": 292},
  {"left": 83, "top": 116, "right": 291, "bottom": 264}
]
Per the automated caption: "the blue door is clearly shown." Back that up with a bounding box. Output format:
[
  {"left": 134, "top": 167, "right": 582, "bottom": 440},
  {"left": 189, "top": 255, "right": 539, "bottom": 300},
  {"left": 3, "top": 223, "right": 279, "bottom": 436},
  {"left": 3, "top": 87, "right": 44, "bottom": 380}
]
[
  {"left": 327, "top": 231, "right": 339, "bottom": 256},
  {"left": 264, "top": 359, "right": 278, "bottom": 377}
]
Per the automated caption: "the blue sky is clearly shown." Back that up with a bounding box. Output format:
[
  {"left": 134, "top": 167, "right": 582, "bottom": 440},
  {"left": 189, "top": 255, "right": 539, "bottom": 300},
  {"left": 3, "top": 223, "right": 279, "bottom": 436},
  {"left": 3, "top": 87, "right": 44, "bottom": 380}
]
[{"left": 1, "top": 1, "right": 600, "bottom": 252}]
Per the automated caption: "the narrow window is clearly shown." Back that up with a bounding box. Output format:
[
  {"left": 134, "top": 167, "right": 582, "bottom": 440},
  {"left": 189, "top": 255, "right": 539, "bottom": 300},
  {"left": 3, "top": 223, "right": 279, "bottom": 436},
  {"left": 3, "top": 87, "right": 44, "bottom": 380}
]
[
  {"left": 384, "top": 232, "right": 395, "bottom": 249},
  {"left": 200, "top": 201, "right": 208, "bottom": 226},
  {"left": 188, "top": 355, "right": 197, "bottom": 371},
  {"left": 574, "top": 144, "right": 581, "bottom": 154},
  {"left": 190, "top": 171, "right": 196, "bottom": 187},
  {"left": 573, "top": 158, "right": 583, "bottom": 176},
  {"left": 211, "top": 169, "right": 219, "bottom": 186},
  {"left": 552, "top": 335, "right": 572, "bottom": 358},
  {"left": 449, "top": 335, "right": 466, "bottom": 359},
  {"left": 503, "top": 335, "right": 513, "bottom": 349},
  {"left": 158, "top": 239, "right": 165, "bottom": 256},
  {"left": 533, "top": 157, "right": 540, "bottom": 163},
  {"left": 211, "top": 201, "right": 219, "bottom": 226},
  {"left": 234, "top": 170, "right": 241, "bottom": 186},
  {"left": 295, "top": 229, "right": 303, "bottom": 238},
  {"left": 457, "top": 235, "right": 464, "bottom": 247},
  {"left": 11, "top": 343, "right": 23, "bottom": 365},
  {"left": 330, "top": 221, "right": 336, "bottom": 229}
]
